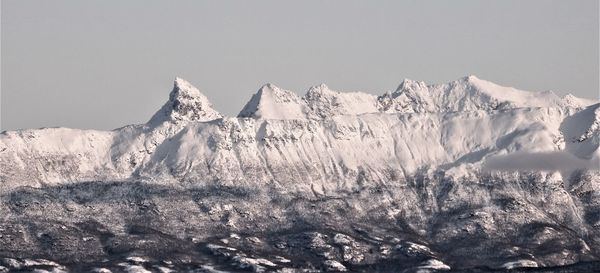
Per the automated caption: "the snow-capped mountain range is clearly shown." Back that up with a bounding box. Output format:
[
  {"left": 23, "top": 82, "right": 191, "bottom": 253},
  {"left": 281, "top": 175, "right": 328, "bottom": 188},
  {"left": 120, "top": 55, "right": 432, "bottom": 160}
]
[
  {"left": 0, "top": 75, "right": 597, "bottom": 191},
  {"left": 1, "top": 76, "right": 600, "bottom": 272}
]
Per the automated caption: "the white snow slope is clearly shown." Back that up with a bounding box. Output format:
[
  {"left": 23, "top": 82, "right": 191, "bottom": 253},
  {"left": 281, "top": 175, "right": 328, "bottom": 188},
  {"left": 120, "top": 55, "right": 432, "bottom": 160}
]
[{"left": 0, "top": 76, "right": 598, "bottom": 193}]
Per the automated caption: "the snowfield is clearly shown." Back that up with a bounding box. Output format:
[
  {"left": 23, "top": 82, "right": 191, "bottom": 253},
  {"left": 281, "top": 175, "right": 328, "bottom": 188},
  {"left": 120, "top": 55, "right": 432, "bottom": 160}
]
[{"left": 0, "top": 76, "right": 599, "bottom": 272}]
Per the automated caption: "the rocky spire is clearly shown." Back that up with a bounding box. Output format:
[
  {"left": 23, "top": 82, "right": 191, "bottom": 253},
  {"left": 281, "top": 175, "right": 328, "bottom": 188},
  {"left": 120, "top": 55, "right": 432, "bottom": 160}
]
[{"left": 147, "top": 77, "right": 222, "bottom": 125}]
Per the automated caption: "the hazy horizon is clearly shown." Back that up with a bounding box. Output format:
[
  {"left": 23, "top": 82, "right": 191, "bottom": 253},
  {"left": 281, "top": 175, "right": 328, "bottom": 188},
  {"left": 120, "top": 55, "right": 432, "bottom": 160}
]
[{"left": 2, "top": 0, "right": 599, "bottom": 131}]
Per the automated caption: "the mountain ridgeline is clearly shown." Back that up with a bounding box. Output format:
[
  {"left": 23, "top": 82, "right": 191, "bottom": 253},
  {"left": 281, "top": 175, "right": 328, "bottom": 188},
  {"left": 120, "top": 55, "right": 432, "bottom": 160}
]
[
  {"left": 0, "top": 76, "right": 599, "bottom": 272},
  {"left": 1, "top": 76, "right": 597, "bottom": 189}
]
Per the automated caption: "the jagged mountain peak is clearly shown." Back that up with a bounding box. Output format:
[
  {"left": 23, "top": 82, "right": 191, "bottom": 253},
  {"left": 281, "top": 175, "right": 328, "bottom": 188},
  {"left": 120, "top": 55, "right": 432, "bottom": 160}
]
[
  {"left": 395, "top": 78, "right": 428, "bottom": 93},
  {"left": 238, "top": 83, "right": 307, "bottom": 119},
  {"left": 460, "top": 74, "right": 480, "bottom": 82},
  {"left": 380, "top": 78, "right": 434, "bottom": 113},
  {"left": 147, "top": 77, "right": 222, "bottom": 125},
  {"left": 306, "top": 83, "right": 331, "bottom": 92},
  {"left": 304, "top": 83, "right": 338, "bottom": 100},
  {"left": 444, "top": 75, "right": 494, "bottom": 93},
  {"left": 173, "top": 77, "right": 197, "bottom": 92},
  {"left": 394, "top": 75, "right": 482, "bottom": 92},
  {"left": 258, "top": 82, "right": 278, "bottom": 92},
  {"left": 256, "top": 83, "right": 295, "bottom": 98},
  {"left": 304, "top": 84, "right": 380, "bottom": 118}
]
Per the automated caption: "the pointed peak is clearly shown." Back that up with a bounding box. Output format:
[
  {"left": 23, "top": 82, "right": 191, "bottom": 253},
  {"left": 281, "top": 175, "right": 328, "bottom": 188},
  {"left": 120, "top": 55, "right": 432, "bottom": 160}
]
[
  {"left": 450, "top": 75, "right": 490, "bottom": 91},
  {"left": 168, "top": 76, "right": 207, "bottom": 102},
  {"left": 174, "top": 76, "right": 191, "bottom": 88},
  {"left": 401, "top": 78, "right": 419, "bottom": 84},
  {"left": 258, "top": 82, "right": 278, "bottom": 91},
  {"left": 383, "top": 78, "right": 435, "bottom": 113},
  {"left": 256, "top": 83, "right": 296, "bottom": 98},
  {"left": 457, "top": 74, "right": 483, "bottom": 84},
  {"left": 311, "top": 83, "right": 330, "bottom": 90},
  {"left": 395, "top": 78, "right": 427, "bottom": 92},
  {"left": 172, "top": 77, "right": 201, "bottom": 95},
  {"left": 147, "top": 78, "right": 222, "bottom": 126},
  {"left": 238, "top": 84, "right": 307, "bottom": 119},
  {"left": 306, "top": 83, "right": 336, "bottom": 97},
  {"left": 466, "top": 74, "right": 479, "bottom": 81},
  {"left": 255, "top": 83, "right": 299, "bottom": 99}
]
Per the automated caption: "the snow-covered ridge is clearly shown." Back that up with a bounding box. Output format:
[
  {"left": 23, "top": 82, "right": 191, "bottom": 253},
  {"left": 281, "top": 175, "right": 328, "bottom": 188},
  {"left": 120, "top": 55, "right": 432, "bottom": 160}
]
[
  {"left": 386, "top": 75, "right": 596, "bottom": 113},
  {"left": 238, "top": 75, "right": 595, "bottom": 120},
  {"left": 0, "top": 76, "right": 598, "bottom": 190}
]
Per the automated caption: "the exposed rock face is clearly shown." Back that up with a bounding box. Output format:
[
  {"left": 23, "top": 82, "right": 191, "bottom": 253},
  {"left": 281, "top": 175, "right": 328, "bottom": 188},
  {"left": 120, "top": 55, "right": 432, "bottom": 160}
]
[
  {"left": 148, "top": 77, "right": 222, "bottom": 125},
  {"left": 0, "top": 76, "right": 598, "bottom": 272}
]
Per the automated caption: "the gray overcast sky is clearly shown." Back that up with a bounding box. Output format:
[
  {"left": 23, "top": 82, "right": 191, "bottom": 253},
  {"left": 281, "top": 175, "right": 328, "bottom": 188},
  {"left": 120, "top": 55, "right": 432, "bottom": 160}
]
[{"left": 1, "top": 0, "right": 598, "bottom": 131}]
